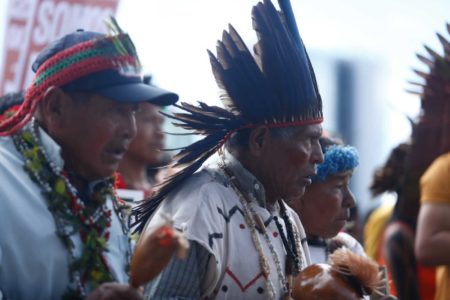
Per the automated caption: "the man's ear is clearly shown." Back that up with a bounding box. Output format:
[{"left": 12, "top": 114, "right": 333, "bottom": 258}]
[
  {"left": 39, "top": 86, "right": 70, "bottom": 131},
  {"left": 248, "top": 126, "right": 270, "bottom": 156}
]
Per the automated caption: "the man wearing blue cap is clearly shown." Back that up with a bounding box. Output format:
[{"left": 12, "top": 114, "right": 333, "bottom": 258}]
[{"left": 0, "top": 20, "right": 177, "bottom": 300}]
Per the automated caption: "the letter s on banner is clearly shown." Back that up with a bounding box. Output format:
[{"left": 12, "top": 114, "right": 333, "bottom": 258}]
[
  {"left": 32, "top": 0, "right": 53, "bottom": 46},
  {"left": 0, "top": 0, "right": 120, "bottom": 95}
]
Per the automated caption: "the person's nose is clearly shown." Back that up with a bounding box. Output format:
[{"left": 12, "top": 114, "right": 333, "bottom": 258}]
[
  {"left": 311, "top": 141, "right": 324, "bottom": 164},
  {"left": 343, "top": 188, "right": 356, "bottom": 209},
  {"left": 119, "top": 111, "right": 137, "bottom": 140}
]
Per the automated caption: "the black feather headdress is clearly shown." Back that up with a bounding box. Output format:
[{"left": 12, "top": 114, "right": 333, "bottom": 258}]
[{"left": 132, "top": 0, "right": 323, "bottom": 232}]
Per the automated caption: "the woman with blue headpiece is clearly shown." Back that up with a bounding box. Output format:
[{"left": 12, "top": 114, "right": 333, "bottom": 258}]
[
  {"left": 289, "top": 136, "right": 364, "bottom": 263},
  {"left": 288, "top": 136, "right": 389, "bottom": 300}
]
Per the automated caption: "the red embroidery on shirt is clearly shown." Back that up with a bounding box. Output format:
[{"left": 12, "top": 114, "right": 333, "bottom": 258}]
[{"left": 225, "top": 267, "right": 265, "bottom": 292}]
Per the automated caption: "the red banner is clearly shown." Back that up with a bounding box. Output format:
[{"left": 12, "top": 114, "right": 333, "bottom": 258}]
[{"left": 0, "top": 0, "right": 119, "bottom": 95}]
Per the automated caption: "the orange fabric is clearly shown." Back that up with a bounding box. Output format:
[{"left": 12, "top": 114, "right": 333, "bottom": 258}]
[
  {"left": 419, "top": 267, "right": 439, "bottom": 300},
  {"left": 434, "top": 267, "right": 449, "bottom": 300},
  {"left": 377, "top": 234, "right": 397, "bottom": 296}
]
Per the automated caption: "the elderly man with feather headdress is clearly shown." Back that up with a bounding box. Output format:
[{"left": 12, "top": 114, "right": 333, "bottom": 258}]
[{"left": 132, "top": 0, "right": 325, "bottom": 299}]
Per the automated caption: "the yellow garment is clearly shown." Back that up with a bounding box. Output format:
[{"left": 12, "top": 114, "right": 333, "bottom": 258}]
[
  {"left": 434, "top": 267, "right": 449, "bottom": 300},
  {"left": 421, "top": 153, "right": 450, "bottom": 204},
  {"left": 420, "top": 153, "right": 450, "bottom": 300},
  {"left": 363, "top": 202, "right": 394, "bottom": 260}
]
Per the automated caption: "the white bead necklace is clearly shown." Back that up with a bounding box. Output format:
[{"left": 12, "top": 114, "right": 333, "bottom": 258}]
[
  {"left": 220, "top": 164, "right": 291, "bottom": 300},
  {"left": 13, "top": 119, "right": 131, "bottom": 297}
]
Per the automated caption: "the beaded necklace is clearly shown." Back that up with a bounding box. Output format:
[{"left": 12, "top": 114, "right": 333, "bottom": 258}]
[
  {"left": 12, "top": 119, "right": 130, "bottom": 300},
  {"left": 219, "top": 161, "right": 303, "bottom": 300}
]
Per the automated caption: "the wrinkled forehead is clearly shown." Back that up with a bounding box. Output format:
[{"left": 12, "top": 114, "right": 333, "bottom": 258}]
[{"left": 296, "top": 123, "right": 323, "bottom": 137}]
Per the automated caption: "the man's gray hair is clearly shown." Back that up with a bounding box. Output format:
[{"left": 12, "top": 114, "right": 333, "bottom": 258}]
[
  {"left": 269, "top": 126, "right": 299, "bottom": 141},
  {"left": 226, "top": 126, "right": 299, "bottom": 151}
]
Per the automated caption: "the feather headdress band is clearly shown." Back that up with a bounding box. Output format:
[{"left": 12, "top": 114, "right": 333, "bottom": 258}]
[
  {"left": 132, "top": 0, "right": 323, "bottom": 232},
  {"left": 0, "top": 17, "right": 142, "bottom": 136}
]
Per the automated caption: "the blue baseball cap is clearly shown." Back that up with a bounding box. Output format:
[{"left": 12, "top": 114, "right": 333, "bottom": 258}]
[{"left": 31, "top": 29, "right": 178, "bottom": 106}]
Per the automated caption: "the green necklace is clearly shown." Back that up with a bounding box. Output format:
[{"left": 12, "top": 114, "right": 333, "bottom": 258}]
[{"left": 13, "top": 120, "right": 130, "bottom": 299}]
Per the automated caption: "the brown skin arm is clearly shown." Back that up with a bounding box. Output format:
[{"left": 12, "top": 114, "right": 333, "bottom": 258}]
[
  {"left": 415, "top": 203, "right": 450, "bottom": 266},
  {"left": 86, "top": 283, "right": 142, "bottom": 300}
]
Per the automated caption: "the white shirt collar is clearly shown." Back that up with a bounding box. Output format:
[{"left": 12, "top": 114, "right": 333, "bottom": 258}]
[{"left": 221, "top": 150, "right": 269, "bottom": 208}]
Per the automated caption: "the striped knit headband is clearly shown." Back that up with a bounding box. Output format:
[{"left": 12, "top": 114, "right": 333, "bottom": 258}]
[{"left": 0, "top": 18, "right": 141, "bottom": 136}]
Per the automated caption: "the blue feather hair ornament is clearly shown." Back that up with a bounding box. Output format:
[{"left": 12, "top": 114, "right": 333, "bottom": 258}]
[{"left": 313, "top": 145, "right": 359, "bottom": 182}]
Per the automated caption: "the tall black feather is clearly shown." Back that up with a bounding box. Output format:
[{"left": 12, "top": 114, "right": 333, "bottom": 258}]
[
  {"left": 253, "top": 0, "right": 322, "bottom": 123},
  {"left": 278, "top": 0, "right": 322, "bottom": 110},
  {"left": 277, "top": 0, "right": 301, "bottom": 48},
  {"left": 209, "top": 25, "right": 277, "bottom": 123}
]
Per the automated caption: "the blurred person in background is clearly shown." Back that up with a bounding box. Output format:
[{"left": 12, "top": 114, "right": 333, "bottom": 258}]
[
  {"left": 414, "top": 22, "right": 450, "bottom": 300},
  {"left": 416, "top": 152, "right": 450, "bottom": 300},
  {"left": 116, "top": 75, "right": 171, "bottom": 200},
  {"left": 365, "top": 23, "right": 450, "bottom": 300},
  {"left": 365, "top": 143, "right": 407, "bottom": 262}
]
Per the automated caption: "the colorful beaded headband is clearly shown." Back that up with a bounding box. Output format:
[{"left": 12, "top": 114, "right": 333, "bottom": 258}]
[{"left": 0, "top": 18, "right": 141, "bottom": 136}]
